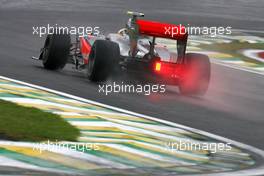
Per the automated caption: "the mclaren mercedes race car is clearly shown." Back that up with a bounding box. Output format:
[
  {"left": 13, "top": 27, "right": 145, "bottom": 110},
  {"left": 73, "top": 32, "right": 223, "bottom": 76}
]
[{"left": 33, "top": 11, "right": 210, "bottom": 95}]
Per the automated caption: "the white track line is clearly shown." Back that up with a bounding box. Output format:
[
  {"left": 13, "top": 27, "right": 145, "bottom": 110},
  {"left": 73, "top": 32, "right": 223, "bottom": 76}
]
[
  {"left": 0, "top": 156, "right": 74, "bottom": 174},
  {"left": 1, "top": 75, "right": 264, "bottom": 176},
  {"left": 212, "top": 60, "right": 264, "bottom": 76},
  {"left": 232, "top": 29, "right": 264, "bottom": 34}
]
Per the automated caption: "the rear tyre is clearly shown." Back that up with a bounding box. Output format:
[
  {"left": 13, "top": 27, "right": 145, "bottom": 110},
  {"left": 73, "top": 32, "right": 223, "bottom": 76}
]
[
  {"left": 179, "top": 53, "right": 210, "bottom": 96},
  {"left": 87, "top": 40, "right": 120, "bottom": 82},
  {"left": 42, "top": 33, "right": 71, "bottom": 70}
]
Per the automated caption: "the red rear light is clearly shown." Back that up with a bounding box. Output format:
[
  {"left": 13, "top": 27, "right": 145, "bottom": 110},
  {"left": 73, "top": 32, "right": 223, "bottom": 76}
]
[
  {"left": 155, "top": 62, "right": 161, "bottom": 72},
  {"left": 154, "top": 61, "right": 179, "bottom": 77}
]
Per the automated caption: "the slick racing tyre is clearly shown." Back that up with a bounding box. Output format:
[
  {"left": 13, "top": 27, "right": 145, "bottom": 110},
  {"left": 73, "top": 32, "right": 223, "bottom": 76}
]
[
  {"left": 179, "top": 53, "right": 211, "bottom": 96},
  {"left": 87, "top": 40, "right": 120, "bottom": 82},
  {"left": 42, "top": 33, "right": 71, "bottom": 70}
]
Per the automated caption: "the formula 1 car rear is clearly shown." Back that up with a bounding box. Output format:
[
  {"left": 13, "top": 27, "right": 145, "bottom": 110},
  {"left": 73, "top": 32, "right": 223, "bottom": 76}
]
[{"left": 33, "top": 11, "right": 210, "bottom": 96}]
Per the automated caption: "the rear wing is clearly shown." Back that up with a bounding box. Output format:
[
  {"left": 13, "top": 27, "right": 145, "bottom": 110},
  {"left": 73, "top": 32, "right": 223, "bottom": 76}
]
[
  {"left": 136, "top": 19, "right": 188, "bottom": 40},
  {"left": 126, "top": 11, "right": 187, "bottom": 61}
]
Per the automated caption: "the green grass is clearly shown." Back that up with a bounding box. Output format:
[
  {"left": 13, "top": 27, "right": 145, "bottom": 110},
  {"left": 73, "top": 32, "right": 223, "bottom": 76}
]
[
  {"left": 0, "top": 100, "right": 80, "bottom": 142},
  {"left": 200, "top": 41, "right": 264, "bottom": 65}
]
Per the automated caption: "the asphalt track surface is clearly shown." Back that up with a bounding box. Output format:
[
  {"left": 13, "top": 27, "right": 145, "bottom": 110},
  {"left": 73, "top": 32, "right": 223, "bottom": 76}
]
[{"left": 0, "top": 0, "right": 264, "bottom": 155}]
